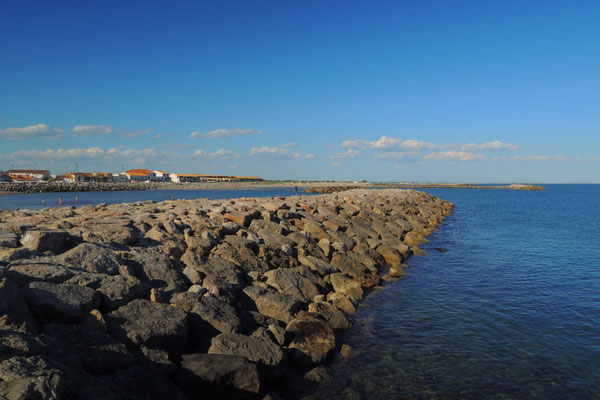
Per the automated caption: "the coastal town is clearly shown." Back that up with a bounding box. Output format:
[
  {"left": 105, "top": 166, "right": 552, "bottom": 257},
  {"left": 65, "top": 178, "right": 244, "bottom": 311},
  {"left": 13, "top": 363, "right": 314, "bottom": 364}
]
[{"left": 0, "top": 168, "right": 263, "bottom": 184}]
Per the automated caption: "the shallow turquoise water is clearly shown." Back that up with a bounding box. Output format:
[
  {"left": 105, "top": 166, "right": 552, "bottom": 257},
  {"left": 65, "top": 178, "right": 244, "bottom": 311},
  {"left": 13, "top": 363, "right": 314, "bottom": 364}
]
[
  {"left": 320, "top": 184, "right": 600, "bottom": 399},
  {"left": 0, "top": 187, "right": 306, "bottom": 210}
]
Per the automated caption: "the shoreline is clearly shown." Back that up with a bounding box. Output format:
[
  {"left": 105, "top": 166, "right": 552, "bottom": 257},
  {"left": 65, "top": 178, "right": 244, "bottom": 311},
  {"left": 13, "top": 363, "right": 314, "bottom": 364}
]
[
  {"left": 0, "top": 180, "right": 545, "bottom": 195},
  {"left": 0, "top": 188, "right": 452, "bottom": 398}
]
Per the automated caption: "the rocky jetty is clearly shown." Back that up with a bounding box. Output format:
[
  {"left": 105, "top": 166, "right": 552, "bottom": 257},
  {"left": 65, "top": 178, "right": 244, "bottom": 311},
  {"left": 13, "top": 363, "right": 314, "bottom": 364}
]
[
  {"left": 0, "top": 189, "right": 453, "bottom": 399},
  {"left": 0, "top": 182, "right": 154, "bottom": 193}
]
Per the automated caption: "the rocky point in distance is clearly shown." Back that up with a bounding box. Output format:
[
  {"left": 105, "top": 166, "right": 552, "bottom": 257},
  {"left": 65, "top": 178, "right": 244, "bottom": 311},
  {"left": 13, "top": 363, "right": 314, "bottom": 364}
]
[{"left": 0, "top": 188, "right": 453, "bottom": 399}]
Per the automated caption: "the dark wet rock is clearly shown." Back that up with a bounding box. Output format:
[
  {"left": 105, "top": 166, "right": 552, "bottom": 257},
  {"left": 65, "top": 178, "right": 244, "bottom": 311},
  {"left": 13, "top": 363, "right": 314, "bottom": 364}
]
[
  {"left": 7, "top": 262, "right": 73, "bottom": 286},
  {"left": 106, "top": 299, "right": 188, "bottom": 358},
  {"left": 176, "top": 353, "right": 261, "bottom": 399},
  {"left": 0, "top": 329, "right": 53, "bottom": 361},
  {"left": 41, "top": 324, "right": 135, "bottom": 374},
  {"left": 208, "top": 332, "right": 284, "bottom": 367},
  {"left": 137, "top": 346, "right": 176, "bottom": 376},
  {"left": 339, "top": 343, "right": 355, "bottom": 360},
  {"left": 20, "top": 229, "right": 71, "bottom": 253},
  {"left": 286, "top": 313, "right": 336, "bottom": 367},
  {"left": 59, "top": 242, "right": 122, "bottom": 275},
  {"left": 107, "top": 367, "right": 189, "bottom": 400},
  {"left": 0, "top": 278, "right": 38, "bottom": 332},
  {"left": 434, "top": 247, "right": 448, "bottom": 253},
  {"left": 24, "top": 281, "right": 100, "bottom": 323}
]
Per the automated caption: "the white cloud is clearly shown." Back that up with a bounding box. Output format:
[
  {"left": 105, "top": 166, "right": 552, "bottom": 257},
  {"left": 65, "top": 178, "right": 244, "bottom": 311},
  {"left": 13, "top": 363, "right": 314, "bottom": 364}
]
[
  {"left": 193, "top": 149, "right": 207, "bottom": 157},
  {"left": 120, "top": 129, "right": 152, "bottom": 138},
  {"left": 510, "top": 154, "right": 569, "bottom": 162},
  {"left": 0, "top": 124, "right": 65, "bottom": 139},
  {"left": 250, "top": 145, "right": 315, "bottom": 160},
  {"left": 424, "top": 150, "right": 486, "bottom": 162},
  {"left": 279, "top": 142, "right": 297, "bottom": 148},
  {"left": 105, "top": 147, "right": 160, "bottom": 159},
  {"left": 209, "top": 149, "right": 236, "bottom": 158},
  {"left": 342, "top": 136, "right": 438, "bottom": 151},
  {"left": 461, "top": 140, "right": 519, "bottom": 152},
  {"left": 189, "top": 128, "right": 262, "bottom": 139},
  {"left": 8, "top": 147, "right": 105, "bottom": 159},
  {"left": 330, "top": 161, "right": 343, "bottom": 167},
  {"left": 374, "top": 151, "right": 420, "bottom": 160},
  {"left": 330, "top": 149, "right": 360, "bottom": 160},
  {"left": 490, "top": 155, "right": 506, "bottom": 161},
  {"left": 73, "top": 125, "right": 113, "bottom": 135},
  {"left": 154, "top": 133, "right": 163, "bottom": 139}
]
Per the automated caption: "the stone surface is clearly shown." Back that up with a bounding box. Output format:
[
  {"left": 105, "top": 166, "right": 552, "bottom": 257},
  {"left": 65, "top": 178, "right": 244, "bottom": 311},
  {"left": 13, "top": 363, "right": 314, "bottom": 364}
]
[
  {"left": 286, "top": 313, "right": 336, "bottom": 367},
  {"left": 106, "top": 299, "right": 188, "bottom": 358},
  {"left": 208, "top": 332, "right": 284, "bottom": 367},
  {"left": 176, "top": 353, "right": 261, "bottom": 399},
  {"left": 20, "top": 229, "right": 70, "bottom": 253},
  {"left": 59, "top": 243, "right": 122, "bottom": 275},
  {"left": 7, "top": 262, "right": 73, "bottom": 286},
  {"left": 24, "top": 281, "right": 101, "bottom": 323},
  {"left": 0, "top": 278, "right": 37, "bottom": 332}
]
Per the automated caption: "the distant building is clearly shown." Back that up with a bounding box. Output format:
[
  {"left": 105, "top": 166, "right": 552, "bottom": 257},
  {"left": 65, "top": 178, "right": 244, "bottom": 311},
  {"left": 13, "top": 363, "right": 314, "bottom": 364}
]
[
  {"left": 112, "top": 173, "right": 129, "bottom": 182},
  {"left": 7, "top": 169, "right": 50, "bottom": 180},
  {"left": 8, "top": 174, "right": 37, "bottom": 182},
  {"left": 170, "top": 173, "right": 204, "bottom": 183},
  {"left": 124, "top": 169, "right": 156, "bottom": 182},
  {"left": 154, "top": 171, "right": 171, "bottom": 182}
]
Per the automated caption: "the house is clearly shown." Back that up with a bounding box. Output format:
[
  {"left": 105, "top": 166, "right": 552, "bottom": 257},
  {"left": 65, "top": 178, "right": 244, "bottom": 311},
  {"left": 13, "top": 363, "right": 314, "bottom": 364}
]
[
  {"left": 112, "top": 173, "right": 129, "bottom": 182},
  {"left": 92, "top": 172, "right": 113, "bottom": 182},
  {"left": 170, "top": 173, "right": 205, "bottom": 183},
  {"left": 233, "top": 176, "right": 264, "bottom": 182},
  {"left": 8, "top": 174, "right": 37, "bottom": 182},
  {"left": 124, "top": 169, "right": 156, "bottom": 182},
  {"left": 7, "top": 169, "right": 51, "bottom": 180},
  {"left": 153, "top": 171, "right": 171, "bottom": 182}
]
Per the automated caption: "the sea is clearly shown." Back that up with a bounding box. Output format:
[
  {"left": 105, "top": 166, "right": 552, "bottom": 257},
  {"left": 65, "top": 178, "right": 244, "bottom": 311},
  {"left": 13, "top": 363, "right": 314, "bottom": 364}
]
[
  {"left": 1, "top": 184, "right": 598, "bottom": 399},
  {"left": 318, "top": 184, "right": 600, "bottom": 399}
]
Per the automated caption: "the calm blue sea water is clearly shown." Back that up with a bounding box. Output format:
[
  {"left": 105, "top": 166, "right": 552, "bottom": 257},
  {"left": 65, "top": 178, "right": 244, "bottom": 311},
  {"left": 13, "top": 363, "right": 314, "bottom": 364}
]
[
  {"left": 320, "top": 184, "right": 600, "bottom": 399},
  {"left": 0, "top": 188, "right": 306, "bottom": 210}
]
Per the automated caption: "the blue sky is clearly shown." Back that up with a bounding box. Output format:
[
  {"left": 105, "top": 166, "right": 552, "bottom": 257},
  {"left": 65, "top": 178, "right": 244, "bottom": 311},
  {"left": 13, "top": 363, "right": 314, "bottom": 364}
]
[{"left": 1, "top": 0, "right": 599, "bottom": 182}]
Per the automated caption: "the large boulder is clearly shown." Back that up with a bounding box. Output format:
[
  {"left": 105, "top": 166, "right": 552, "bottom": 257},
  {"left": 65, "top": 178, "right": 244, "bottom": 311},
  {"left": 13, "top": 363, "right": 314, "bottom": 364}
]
[
  {"left": 7, "top": 262, "right": 73, "bottom": 286},
  {"left": 66, "top": 273, "right": 145, "bottom": 310},
  {"left": 329, "top": 273, "right": 363, "bottom": 303},
  {"left": 84, "top": 223, "right": 140, "bottom": 245},
  {"left": 176, "top": 353, "right": 261, "bottom": 399},
  {"left": 191, "top": 296, "right": 242, "bottom": 334},
  {"left": 0, "top": 356, "right": 73, "bottom": 400},
  {"left": 20, "top": 229, "right": 71, "bottom": 253},
  {"left": 0, "top": 230, "right": 18, "bottom": 248},
  {"left": 263, "top": 268, "right": 322, "bottom": 303},
  {"left": 286, "top": 313, "right": 336, "bottom": 367},
  {"left": 59, "top": 243, "right": 122, "bottom": 275},
  {"left": 0, "top": 278, "right": 37, "bottom": 332},
  {"left": 106, "top": 299, "right": 188, "bottom": 358},
  {"left": 208, "top": 333, "right": 284, "bottom": 367},
  {"left": 241, "top": 286, "right": 303, "bottom": 324},
  {"left": 23, "top": 281, "right": 101, "bottom": 323},
  {"left": 41, "top": 324, "right": 135, "bottom": 374},
  {"left": 307, "top": 302, "right": 351, "bottom": 331},
  {"left": 127, "top": 248, "right": 187, "bottom": 296}
]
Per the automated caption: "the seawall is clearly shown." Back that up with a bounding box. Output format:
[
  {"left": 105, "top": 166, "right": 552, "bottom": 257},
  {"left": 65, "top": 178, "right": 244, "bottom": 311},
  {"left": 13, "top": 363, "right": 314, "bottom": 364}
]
[{"left": 0, "top": 189, "right": 453, "bottom": 399}]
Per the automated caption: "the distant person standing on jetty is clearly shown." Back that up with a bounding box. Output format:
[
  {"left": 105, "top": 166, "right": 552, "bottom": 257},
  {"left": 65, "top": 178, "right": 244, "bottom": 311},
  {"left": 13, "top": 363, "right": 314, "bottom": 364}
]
[
  {"left": 75, "top": 196, "right": 79, "bottom": 204},
  {"left": 42, "top": 199, "right": 45, "bottom": 207},
  {"left": 171, "top": 195, "right": 175, "bottom": 201},
  {"left": 58, "top": 196, "right": 63, "bottom": 206},
  {"left": 294, "top": 186, "right": 298, "bottom": 194}
]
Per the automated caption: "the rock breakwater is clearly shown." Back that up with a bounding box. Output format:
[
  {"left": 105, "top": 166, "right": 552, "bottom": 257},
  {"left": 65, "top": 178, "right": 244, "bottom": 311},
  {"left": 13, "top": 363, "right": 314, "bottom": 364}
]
[{"left": 0, "top": 189, "right": 452, "bottom": 399}]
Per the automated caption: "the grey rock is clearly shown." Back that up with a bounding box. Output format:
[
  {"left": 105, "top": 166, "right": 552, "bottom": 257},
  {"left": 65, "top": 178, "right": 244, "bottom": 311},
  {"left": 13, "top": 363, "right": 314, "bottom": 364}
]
[
  {"left": 242, "top": 286, "right": 303, "bottom": 324},
  {"left": 42, "top": 324, "right": 135, "bottom": 374},
  {"left": 307, "top": 302, "right": 351, "bottom": 330},
  {"left": 263, "top": 268, "right": 322, "bottom": 303},
  {"left": 0, "top": 230, "right": 18, "bottom": 248},
  {"left": 24, "top": 281, "right": 100, "bottom": 323},
  {"left": 176, "top": 353, "right": 261, "bottom": 399},
  {"left": 209, "top": 332, "right": 284, "bottom": 367},
  {"left": 20, "top": 229, "right": 70, "bottom": 253},
  {"left": 106, "top": 299, "right": 188, "bottom": 358},
  {"left": 0, "top": 356, "right": 73, "bottom": 400},
  {"left": 7, "top": 262, "right": 73, "bottom": 286},
  {"left": 59, "top": 243, "right": 122, "bottom": 275},
  {"left": 0, "top": 278, "right": 37, "bottom": 332}
]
